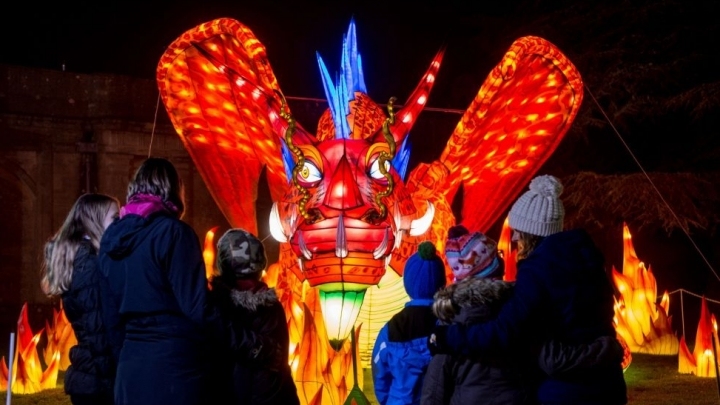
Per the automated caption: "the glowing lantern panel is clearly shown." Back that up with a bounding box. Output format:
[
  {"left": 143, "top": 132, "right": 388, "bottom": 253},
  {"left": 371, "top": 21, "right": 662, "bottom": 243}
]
[{"left": 320, "top": 290, "right": 366, "bottom": 350}]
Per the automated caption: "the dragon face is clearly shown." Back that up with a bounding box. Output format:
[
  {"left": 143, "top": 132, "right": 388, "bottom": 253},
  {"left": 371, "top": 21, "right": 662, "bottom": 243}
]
[
  {"left": 264, "top": 21, "right": 442, "bottom": 293},
  {"left": 269, "top": 94, "right": 435, "bottom": 291}
]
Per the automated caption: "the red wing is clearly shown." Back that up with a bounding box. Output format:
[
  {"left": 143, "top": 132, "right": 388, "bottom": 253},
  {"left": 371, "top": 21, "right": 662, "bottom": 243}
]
[
  {"left": 440, "top": 36, "right": 584, "bottom": 232},
  {"left": 156, "top": 18, "right": 290, "bottom": 234}
]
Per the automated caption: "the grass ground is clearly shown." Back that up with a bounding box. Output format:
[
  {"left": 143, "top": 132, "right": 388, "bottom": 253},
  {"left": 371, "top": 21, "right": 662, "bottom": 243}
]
[
  {"left": 623, "top": 354, "right": 720, "bottom": 405},
  {"left": 3, "top": 354, "right": 719, "bottom": 404}
]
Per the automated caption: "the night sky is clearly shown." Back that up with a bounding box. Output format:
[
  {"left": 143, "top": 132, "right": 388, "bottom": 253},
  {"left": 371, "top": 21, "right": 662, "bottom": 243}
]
[
  {"left": 1, "top": 1, "right": 589, "bottom": 114},
  {"left": 3, "top": 1, "right": 719, "bottom": 311},
  {"left": 3, "top": 1, "right": 717, "bottom": 172}
]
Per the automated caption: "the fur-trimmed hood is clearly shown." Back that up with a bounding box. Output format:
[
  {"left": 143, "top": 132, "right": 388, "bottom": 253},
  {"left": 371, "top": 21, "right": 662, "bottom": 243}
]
[
  {"left": 230, "top": 287, "right": 279, "bottom": 312},
  {"left": 433, "top": 277, "right": 514, "bottom": 324},
  {"left": 453, "top": 277, "right": 514, "bottom": 308}
]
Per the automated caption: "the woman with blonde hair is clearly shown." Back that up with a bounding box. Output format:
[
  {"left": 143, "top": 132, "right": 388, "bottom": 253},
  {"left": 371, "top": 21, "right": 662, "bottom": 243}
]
[{"left": 41, "top": 193, "right": 120, "bottom": 405}]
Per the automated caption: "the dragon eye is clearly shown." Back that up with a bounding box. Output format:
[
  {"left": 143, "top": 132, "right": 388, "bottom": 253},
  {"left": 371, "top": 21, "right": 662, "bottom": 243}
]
[
  {"left": 296, "top": 160, "right": 322, "bottom": 187},
  {"left": 368, "top": 157, "right": 391, "bottom": 182}
]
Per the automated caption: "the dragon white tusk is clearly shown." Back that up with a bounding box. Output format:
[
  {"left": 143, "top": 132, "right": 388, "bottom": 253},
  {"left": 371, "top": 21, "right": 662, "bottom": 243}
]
[
  {"left": 409, "top": 201, "right": 435, "bottom": 236},
  {"left": 392, "top": 201, "right": 404, "bottom": 250},
  {"left": 269, "top": 203, "right": 289, "bottom": 243},
  {"left": 393, "top": 228, "right": 403, "bottom": 250},
  {"left": 298, "top": 231, "right": 312, "bottom": 260},
  {"left": 336, "top": 213, "right": 348, "bottom": 258},
  {"left": 393, "top": 201, "right": 402, "bottom": 231},
  {"left": 373, "top": 228, "right": 390, "bottom": 259},
  {"left": 289, "top": 204, "right": 298, "bottom": 234}
]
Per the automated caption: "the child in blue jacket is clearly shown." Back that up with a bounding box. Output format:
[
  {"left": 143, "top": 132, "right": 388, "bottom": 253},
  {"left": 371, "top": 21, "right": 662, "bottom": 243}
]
[{"left": 372, "top": 241, "right": 447, "bottom": 405}]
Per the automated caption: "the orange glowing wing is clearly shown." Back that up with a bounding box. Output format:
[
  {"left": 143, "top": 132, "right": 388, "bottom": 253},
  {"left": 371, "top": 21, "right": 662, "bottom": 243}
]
[
  {"left": 437, "top": 36, "right": 583, "bottom": 232},
  {"left": 156, "top": 18, "right": 291, "bottom": 234}
]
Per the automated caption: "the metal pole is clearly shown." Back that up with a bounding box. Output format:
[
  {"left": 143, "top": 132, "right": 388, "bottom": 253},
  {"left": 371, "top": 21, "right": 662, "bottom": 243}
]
[
  {"left": 681, "top": 290, "right": 686, "bottom": 339},
  {"left": 711, "top": 328, "right": 720, "bottom": 402},
  {"left": 6, "top": 332, "right": 15, "bottom": 405}
]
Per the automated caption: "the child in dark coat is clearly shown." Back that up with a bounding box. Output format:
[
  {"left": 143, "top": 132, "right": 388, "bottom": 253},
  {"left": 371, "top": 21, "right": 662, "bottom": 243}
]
[
  {"left": 209, "top": 228, "right": 300, "bottom": 405},
  {"left": 423, "top": 231, "right": 530, "bottom": 405},
  {"left": 422, "top": 277, "right": 527, "bottom": 405}
]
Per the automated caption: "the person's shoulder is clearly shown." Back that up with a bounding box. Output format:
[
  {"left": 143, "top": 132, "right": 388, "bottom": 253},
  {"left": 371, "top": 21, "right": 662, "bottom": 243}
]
[
  {"left": 149, "top": 214, "right": 195, "bottom": 234},
  {"left": 546, "top": 228, "right": 593, "bottom": 245},
  {"left": 72, "top": 243, "right": 101, "bottom": 284},
  {"left": 75, "top": 240, "right": 96, "bottom": 258},
  {"left": 74, "top": 241, "right": 100, "bottom": 268}
]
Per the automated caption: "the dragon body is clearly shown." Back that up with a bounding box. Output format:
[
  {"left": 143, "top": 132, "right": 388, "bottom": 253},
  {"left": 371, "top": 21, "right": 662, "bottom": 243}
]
[{"left": 157, "top": 17, "right": 583, "bottom": 404}]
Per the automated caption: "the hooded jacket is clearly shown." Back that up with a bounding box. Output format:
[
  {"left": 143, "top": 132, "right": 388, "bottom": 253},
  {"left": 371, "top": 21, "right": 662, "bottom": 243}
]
[
  {"left": 208, "top": 277, "right": 299, "bottom": 405},
  {"left": 442, "top": 229, "right": 627, "bottom": 405},
  {"left": 372, "top": 301, "right": 438, "bottom": 405},
  {"left": 421, "top": 278, "right": 530, "bottom": 405},
  {"left": 99, "top": 211, "right": 222, "bottom": 405}
]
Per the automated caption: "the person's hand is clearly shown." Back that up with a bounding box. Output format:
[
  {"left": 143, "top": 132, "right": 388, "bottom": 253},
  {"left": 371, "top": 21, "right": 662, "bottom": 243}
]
[{"left": 427, "top": 325, "right": 449, "bottom": 355}]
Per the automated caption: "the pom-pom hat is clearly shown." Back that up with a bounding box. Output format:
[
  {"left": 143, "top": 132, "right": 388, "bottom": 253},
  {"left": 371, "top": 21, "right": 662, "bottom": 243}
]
[
  {"left": 445, "top": 225, "right": 502, "bottom": 281},
  {"left": 508, "top": 175, "right": 565, "bottom": 237},
  {"left": 403, "top": 241, "right": 447, "bottom": 301}
]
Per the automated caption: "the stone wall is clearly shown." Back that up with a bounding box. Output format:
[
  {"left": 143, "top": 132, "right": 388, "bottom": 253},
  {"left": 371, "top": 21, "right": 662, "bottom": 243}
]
[{"left": 0, "top": 64, "right": 230, "bottom": 339}]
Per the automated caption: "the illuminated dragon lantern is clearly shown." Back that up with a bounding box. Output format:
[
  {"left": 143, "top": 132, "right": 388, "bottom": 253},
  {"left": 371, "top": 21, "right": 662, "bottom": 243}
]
[{"left": 157, "top": 17, "right": 583, "bottom": 400}]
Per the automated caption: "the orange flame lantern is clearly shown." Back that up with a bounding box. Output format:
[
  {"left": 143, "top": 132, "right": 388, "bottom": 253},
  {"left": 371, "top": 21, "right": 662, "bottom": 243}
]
[
  {"left": 612, "top": 223, "right": 679, "bottom": 355},
  {"left": 43, "top": 301, "right": 77, "bottom": 371},
  {"left": 0, "top": 303, "right": 60, "bottom": 393},
  {"left": 497, "top": 217, "right": 517, "bottom": 282},
  {"left": 203, "top": 226, "right": 219, "bottom": 281},
  {"left": 678, "top": 297, "right": 718, "bottom": 377}
]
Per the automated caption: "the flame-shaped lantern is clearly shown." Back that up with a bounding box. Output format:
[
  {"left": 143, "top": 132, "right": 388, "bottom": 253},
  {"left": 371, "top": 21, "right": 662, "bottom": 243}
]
[
  {"left": 43, "top": 301, "right": 77, "bottom": 370},
  {"left": 0, "top": 303, "right": 60, "bottom": 393},
  {"left": 497, "top": 217, "right": 517, "bottom": 282},
  {"left": 678, "top": 297, "right": 719, "bottom": 377},
  {"left": 612, "top": 223, "right": 678, "bottom": 355},
  {"left": 203, "top": 227, "right": 220, "bottom": 281}
]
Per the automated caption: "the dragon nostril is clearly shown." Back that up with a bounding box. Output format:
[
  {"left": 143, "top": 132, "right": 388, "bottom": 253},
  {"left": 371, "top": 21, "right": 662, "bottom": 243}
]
[
  {"left": 360, "top": 208, "right": 384, "bottom": 225},
  {"left": 304, "top": 208, "right": 325, "bottom": 225}
]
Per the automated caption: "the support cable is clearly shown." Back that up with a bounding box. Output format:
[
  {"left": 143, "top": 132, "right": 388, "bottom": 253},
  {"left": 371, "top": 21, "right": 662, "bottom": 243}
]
[{"left": 585, "top": 85, "right": 719, "bottom": 282}]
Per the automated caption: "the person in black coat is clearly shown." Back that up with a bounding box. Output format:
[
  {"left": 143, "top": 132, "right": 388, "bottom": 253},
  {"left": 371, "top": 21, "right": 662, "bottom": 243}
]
[
  {"left": 98, "top": 157, "right": 226, "bottom": 405},
  {"left": 41, "top": 193, "right": 121, "bottom": 405},
  {"left": 209, "top": 228, "right": 300, "bottom": 405},
  {"left": 429, "top": 175, "right": 627, "bottom": 405}
]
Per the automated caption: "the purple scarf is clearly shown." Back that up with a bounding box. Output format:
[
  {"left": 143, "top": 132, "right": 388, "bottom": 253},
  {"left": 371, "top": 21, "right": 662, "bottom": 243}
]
[
  {"left": 120, "top": 194, "right": 179, "bottom": 219},
  {"left": 235, "top": 278, "right": 269, "bottom": 293}
]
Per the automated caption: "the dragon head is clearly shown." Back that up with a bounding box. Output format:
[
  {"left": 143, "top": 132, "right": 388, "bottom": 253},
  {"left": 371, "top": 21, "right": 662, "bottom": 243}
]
[{"left": 268, "top": 20, "right": 442, "bottom": 292}]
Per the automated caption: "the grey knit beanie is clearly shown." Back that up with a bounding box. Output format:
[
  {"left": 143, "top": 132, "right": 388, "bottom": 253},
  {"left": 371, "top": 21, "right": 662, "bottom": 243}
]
[{"left": 508, "top": 175, "right": 564, "bottom": 237}]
